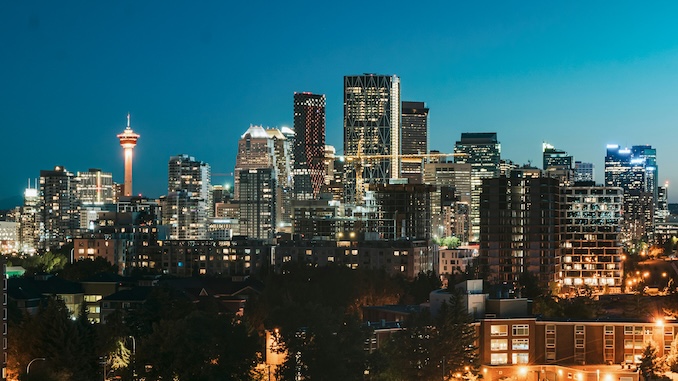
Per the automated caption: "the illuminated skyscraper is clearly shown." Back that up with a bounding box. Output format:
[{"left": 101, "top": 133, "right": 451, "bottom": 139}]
[
  {"left": 19, "top": 181, "right": 40, "bottom": 254},
  {"left": 574, "top": 161, "right": 594, "bottom": 182},
  {"left": 293, "top": 92, "right": 326, "bottom": 200},
  {"left": 542, "top": 142, "right": 573, "bottom": 185},
  {"left": 423, "top": 161, "right": 472, "bottom": 243},
  {"left": 401, "top": 101, "right": 429, "bottom": 184},
  {"left": 76, "top": 168, "right": 114, "bottom": 206},
  {"left": 454, "top": 132, "right": 501, "bottom": 242},
  {"left": 234, "top": 125, "right": 275, "bottom": 199},
  {"left": 238, "top": 168, "right": 276, "bottom": 240},
  {"left": 560, "top": 185, "right": 623, "bottom": 292},
  {"left": 164, "top": 154, "right": 211, "bottom": 240},
  {"left": 344, "top": 74, "right": 401, "bottom": 203},
  {"left": 117, "top": 113, "right": 140, "bottom": 197},
  {"left": 38, "top": 166, "right": 79, "bottom": 250},
  {"left": 605, "top": 144, "right": 659, "bottom": 241}
]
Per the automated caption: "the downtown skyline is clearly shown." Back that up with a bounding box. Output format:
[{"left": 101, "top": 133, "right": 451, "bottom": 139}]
[{"left": 3, "top": 1, "right": 678, "bottom": 206}]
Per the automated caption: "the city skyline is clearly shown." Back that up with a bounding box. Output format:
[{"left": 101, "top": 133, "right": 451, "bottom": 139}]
[{"left": 4, "top": 2, "right": 678, "bottom": 206}]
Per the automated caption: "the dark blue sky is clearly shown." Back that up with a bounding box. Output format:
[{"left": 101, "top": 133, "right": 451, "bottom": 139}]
[{"left": 3, "top": 1, "right": 678, "bottom": 206}]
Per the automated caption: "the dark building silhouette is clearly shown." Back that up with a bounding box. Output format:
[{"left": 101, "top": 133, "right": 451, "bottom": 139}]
[{"left": 401, "top": 101, "right": 429, "bottom": 184}]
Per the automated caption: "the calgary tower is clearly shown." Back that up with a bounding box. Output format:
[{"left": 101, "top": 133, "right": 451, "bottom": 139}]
[{"left": 117, "top": 113, "right": 140, "bottom": 197}]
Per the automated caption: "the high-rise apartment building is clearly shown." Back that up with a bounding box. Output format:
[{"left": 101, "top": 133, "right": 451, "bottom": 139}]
[
  {"left": 344, "top": 74, "right": 401, "bottom": 203},
  {"left": 19, "top": 182, "right": 40, "bottom": 254},
  {"left": 574, "top": 161, "right": 594, "bottom": 182},
  {"left": 454, "top": 132, "right": 501, "bottom": 242},
  {"left": 266, "top": 128, "right": 294, "bottom": 231},
  {"left": 238, "top": 168, "right": 276, "bottom": 240},
  {"left": 656, "top": 183, "right": 669, "bottom": 223},
  {"left": 542, "top": 143, "right": 573, "bottom": 170},
  {"left": 631, "top": 145, "right": 658, "bottom": 200},
  {"left": 234, "top": 125, "right": 276, "bottom": 199},
  {"left": 76, "top": 168, "right": 114, "bottom": 206},
  {"left": 543, "top": 142, "right": 573, "bottom": 185},
  {"left": 163, "top": 154, "right": 211, "bottom": 240},
  {"left": 401, "top": 101, "right": 429, "bottom": 184},
  {"left": 478, "top": 168, "right": 561, "bottom": 287},
  {"left": 560, "top": 185, "right": 623, "bottom": 292},
  {"left": 605, "top": 144, "right": 658, "bottom": 241},
  {"left": 293, "top": 92, "right": 326, "bottom": 200},
  {"left": 371, "top": 183, "right": 435, "bottom": 240},
  {"left": 39, "top": 166, "right": 80, "bottom": 250},
  {"left": 423, "top": 161, "right": 472, "bottom": 243}
]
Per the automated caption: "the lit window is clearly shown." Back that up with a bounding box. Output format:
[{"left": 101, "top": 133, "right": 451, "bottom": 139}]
[
  {"left": 491, "top": 353, "right": 508, "bottom": 365},
  {"left": 512, "top": 353, "right": 529, "bottom": 364},
  {"left": 491, "top": 325, "right": 508, "bottom": 336},
  {"left": 512, "top": 338, "right": 529, "bottom": 350},
  {"left": 491, "top": 339, "right": 508, "bottom": 351}
]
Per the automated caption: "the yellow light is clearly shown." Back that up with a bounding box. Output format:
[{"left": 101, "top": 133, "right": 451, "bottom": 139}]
[{"left": 519, "top": 367, "right": 528, "bottom": 376}]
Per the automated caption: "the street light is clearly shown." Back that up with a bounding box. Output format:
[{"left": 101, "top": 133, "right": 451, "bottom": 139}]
[{"left": 27, "top": 357, "right": 46, "bottom": 375}]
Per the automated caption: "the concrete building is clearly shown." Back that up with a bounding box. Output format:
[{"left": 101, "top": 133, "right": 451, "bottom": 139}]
[
  {"left": 479, "top": 168, "right": 561, "bottom": 287},
  {"left": 19, "top": 185, "right": 40, "bottom": 254},
  {"left": 437, "top": 245, "right": 478, "bottom": 277},
  {"left": 574, "top": 161, "right": 595, "bottom": 182},
  {"left": 371, "top": 183, "right": 434, "bottom": 240},
  {"left": 76, "top": 168, "right": 114, "bottom": 206},
  {"left": 238, "top": 168, "right": 276, "bottom": 240},
  {"left": 234, "top": 125, "right": 276, "bottom": 200},
  {"left": 164, "top": 154, "right": 211, "bottom": 240},
  {"left": 157, "top": 237, "right": 272, "bottom": 277},
  {"left": 543, "top": 142, "right": 574, "bottom": 186},
  {"left": 39, "top": 166, "right": 80, "bottom": 250},
  {"left": 605, "top": 144, "right": 658, "bottom": 242},
  {"left": 423, "top": 161, "right": 472, "bottom": 243},
  {"left": 274, "top": 238, "right": 433, "bottom": 279},
  {"left": 560, "top": 184, "right": 624, "bottom": 292}
]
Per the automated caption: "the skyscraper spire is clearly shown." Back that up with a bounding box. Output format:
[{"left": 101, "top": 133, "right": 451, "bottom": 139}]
[{"left": 127, "top": 113, "right": 131, "bottom": 128}]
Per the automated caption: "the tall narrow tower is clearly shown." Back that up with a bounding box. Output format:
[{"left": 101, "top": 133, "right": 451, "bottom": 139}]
[{"left": 117, "top": 113, "right": 140, "bottom": 197}]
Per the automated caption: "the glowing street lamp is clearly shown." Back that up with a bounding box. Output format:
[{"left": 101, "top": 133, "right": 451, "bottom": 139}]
[{"left": 27, "top": 357, "right": 46, "bottom": 375}]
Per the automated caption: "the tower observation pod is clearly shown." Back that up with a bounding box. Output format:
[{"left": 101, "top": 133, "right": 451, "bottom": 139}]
[{"left": 117, "top": 113, "right": 140, "bottom": 197}]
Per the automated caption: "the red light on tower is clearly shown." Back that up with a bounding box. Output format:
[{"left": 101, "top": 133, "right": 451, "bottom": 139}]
[{"left": 117, "top": 113, "right": 140, "bottom": 197}]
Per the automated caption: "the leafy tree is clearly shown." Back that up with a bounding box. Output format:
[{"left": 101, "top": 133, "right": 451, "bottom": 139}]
[
  {"left": 664, "top": 336, "right": 678, "bottom": 373},
  {"left": 138, "top": 311, "right": 259, "bottom": 381},
  {"left": 440, "top": 236, "right": 461, "bottom": 249},
  {"left": 125, "top": 283, "right": 195, "bottom": 337},
  {"left": 58, "top": 257, "right": 118, "bottom": 281},
  {"left": 371, "top": 289, "right": 477, "bottom": 381},
  {"left": 639, "top": 341, "right": 664, "bottom": 380},
  {"left": 8, "top": 297, "right": 99, "bottom": 381},
  {"left": 516, "top": 271, "right": 542, "bottom": 299},
  {"left": 401, "top": 271, "right": 442, "bottom": 304},
  {"left": 11, "top": 251, "right": 68, "bottom": 275},
  {"left": 532, "top": 294, "right": 564, "bottom": 318}
]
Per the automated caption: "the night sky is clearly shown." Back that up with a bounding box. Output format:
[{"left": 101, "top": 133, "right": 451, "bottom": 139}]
[{"left": 3, "top": 1, "right": 678, "bottom": 207}]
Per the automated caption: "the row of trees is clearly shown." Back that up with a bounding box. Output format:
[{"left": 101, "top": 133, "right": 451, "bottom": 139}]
[
  {"left": 246, "top": 264, "right": 477, "bottom": 381},
  {"left": 8, "top": 283, "right": 260, "bottom": 380},
  {"left": 7, "top": 257, "right": 477, "bottom": 380}
]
